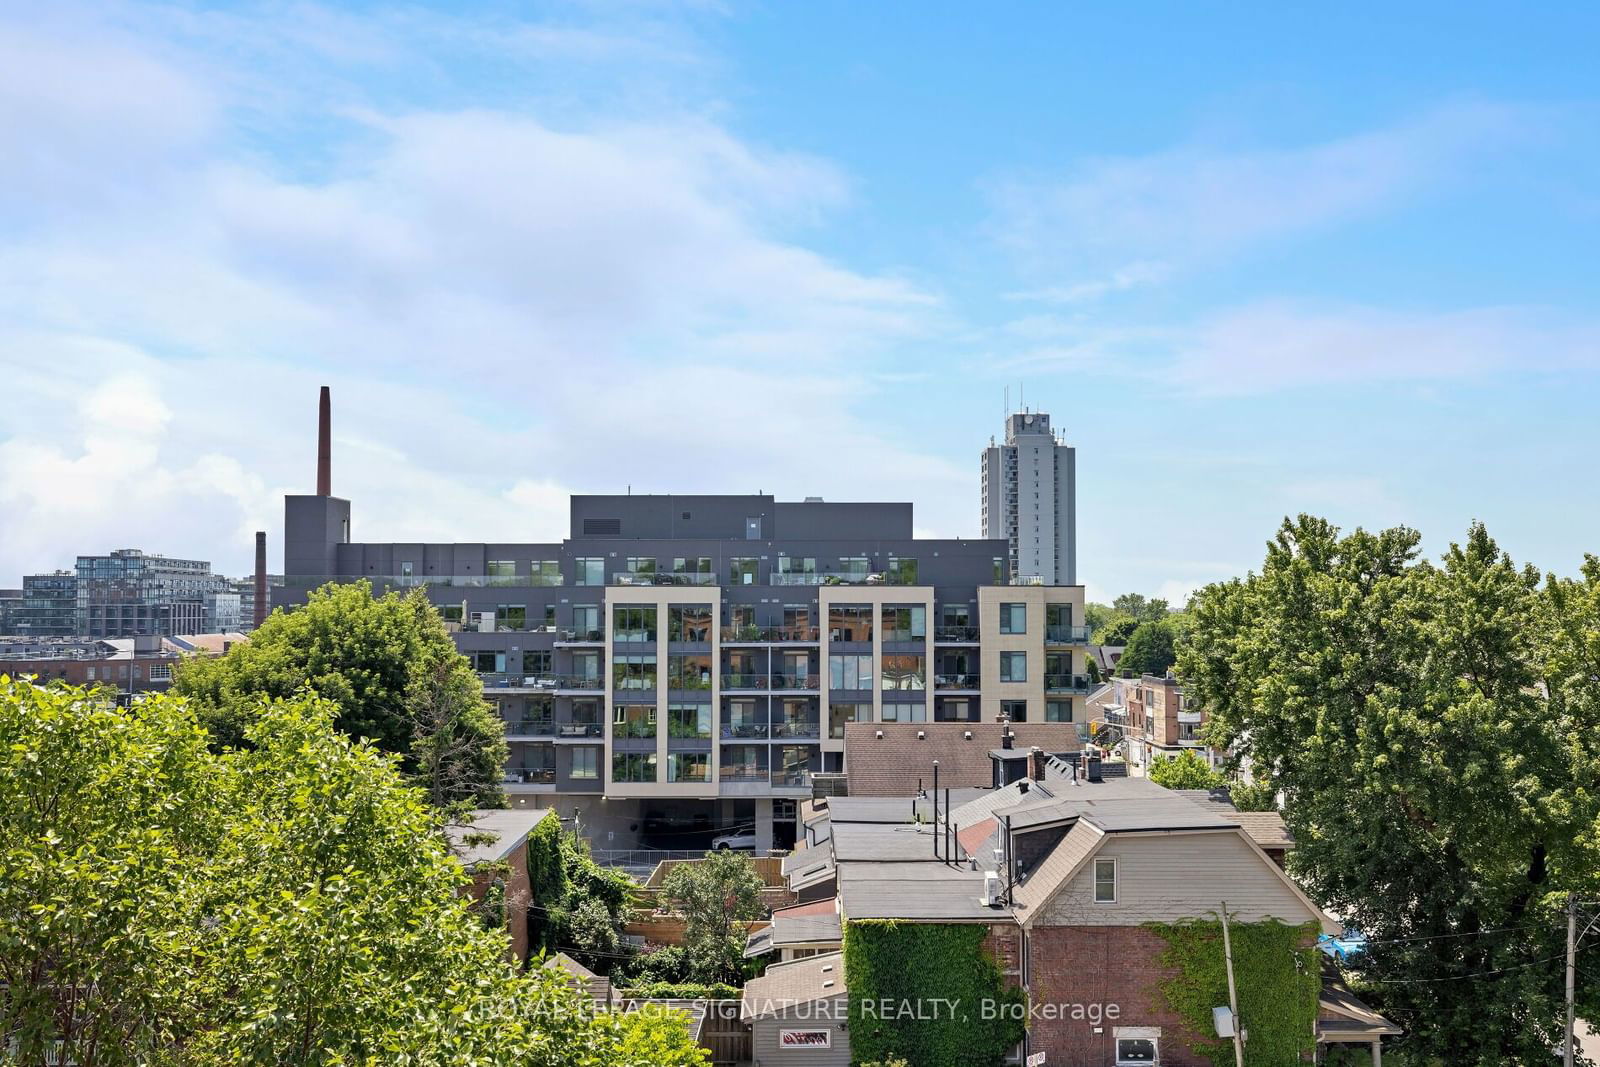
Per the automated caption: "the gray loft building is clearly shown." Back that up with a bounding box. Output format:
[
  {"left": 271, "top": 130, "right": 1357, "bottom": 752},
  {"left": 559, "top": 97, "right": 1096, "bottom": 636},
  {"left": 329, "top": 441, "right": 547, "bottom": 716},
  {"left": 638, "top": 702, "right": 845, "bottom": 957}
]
[{"left": 278, "top": 391, "right": 1089, "bottom": 851}]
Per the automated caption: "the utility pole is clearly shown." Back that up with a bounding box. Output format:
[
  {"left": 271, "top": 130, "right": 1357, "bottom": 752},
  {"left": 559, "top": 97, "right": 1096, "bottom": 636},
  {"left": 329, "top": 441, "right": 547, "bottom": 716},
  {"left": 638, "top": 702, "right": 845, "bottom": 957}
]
[
  {"left": 1567, "top": 890, "right": 1577, "bottom": 1067},
  {"left": 1220, "top": 901, "right": 1246, "bottom": 1067}
]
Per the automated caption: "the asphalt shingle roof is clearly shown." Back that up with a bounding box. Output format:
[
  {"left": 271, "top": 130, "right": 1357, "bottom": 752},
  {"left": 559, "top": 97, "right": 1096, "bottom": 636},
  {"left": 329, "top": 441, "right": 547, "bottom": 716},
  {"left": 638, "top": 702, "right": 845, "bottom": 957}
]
[{"left": 844, "top": 723, "right": 1083, "bottom": 796}]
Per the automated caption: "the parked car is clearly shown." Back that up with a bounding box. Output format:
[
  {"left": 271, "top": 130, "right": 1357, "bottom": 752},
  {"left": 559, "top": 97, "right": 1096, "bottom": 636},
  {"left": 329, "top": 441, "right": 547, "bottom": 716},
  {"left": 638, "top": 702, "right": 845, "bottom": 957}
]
[{"left": 710, "top": 829, "right": 757, "bottom": 851}]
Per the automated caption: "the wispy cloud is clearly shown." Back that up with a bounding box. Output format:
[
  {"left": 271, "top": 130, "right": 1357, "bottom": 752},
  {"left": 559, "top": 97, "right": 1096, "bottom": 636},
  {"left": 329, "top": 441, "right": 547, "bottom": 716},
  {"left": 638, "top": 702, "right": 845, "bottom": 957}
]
[{"left": 990, "top": 102, "right": 1529, "bottom": 300}]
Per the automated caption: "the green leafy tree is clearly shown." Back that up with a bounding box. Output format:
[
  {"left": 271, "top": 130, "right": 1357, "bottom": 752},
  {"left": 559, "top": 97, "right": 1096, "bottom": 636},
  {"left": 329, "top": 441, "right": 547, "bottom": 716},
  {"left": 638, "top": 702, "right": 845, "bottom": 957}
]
[
  {"left": 1113, "top": 593, "right": 1170, "bottom": 622},
  {"left": 1178, "top": 517, "right": 1600, "bottom": 1064},
  {"left": 661, "top": 851, "right": 765, "bottom": 985},
  {"left": 1146, "top": 749, "right": 1225, "bottom": 790},
  {"left": 1099, "top": 615, "right": 1140, "bottom": 646},
  {"left": 1117, "top": 619, "right": 1177, "bottom": 676},
  {"left": 175, "top": 580, "right": 507, "bottom": 808},
  {"left": 1226, "top": 776, "right": 1278, "bottom": 813},
  {"left": 0, "top": 678, "right": 706, "bottom": 1065}
]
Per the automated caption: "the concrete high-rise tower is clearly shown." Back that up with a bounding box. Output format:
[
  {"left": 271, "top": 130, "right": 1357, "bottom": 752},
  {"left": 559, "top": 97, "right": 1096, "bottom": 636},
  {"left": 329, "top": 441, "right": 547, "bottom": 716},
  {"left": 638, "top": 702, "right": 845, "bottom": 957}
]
[{"left": 981, "top": 410, "right": 1076, "bottom": 585}]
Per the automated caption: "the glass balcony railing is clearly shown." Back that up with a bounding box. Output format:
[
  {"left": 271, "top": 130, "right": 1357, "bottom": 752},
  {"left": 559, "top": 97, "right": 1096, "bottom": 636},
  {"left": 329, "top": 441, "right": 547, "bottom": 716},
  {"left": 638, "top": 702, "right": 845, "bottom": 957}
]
[
  {"left": 772, "top": 720, "right": 821, "bottom": 739},
  {"left": 504, "top": 719, "right": 558, "bottom": 737},
  {"left": 721, "top": 722, "right": 769, "bottom": 739},
  {"left": 614, "top": 722, "right": 658, "bottom": 740},
  {"left": 771, "top": 673, "right": 819, "bottom": 691},
  {"left": 934, "top": 625, "right": 980, "bottom": 642},
  {"left": 555, "top": 628, "right": 605, "bottom": 642},
  {"left": 1046, "top": 625, "right": 1094, "bottom": 644},
  {"left": 504, "top": 767, "right": 556, "bottom": 784},
  {"left": 721, "top": 673, "right": 769, "bottom": 690},
  {"left": 770, "top": 572, "right": 918, "bottom": 587},
  {"left": 611, "top": 571, "right": 718, "bottom": 586},
  {"left": 721, "top": 766, "right": 769, "bottom": 782},
  {"left": 387, "top": 574, "right": 562, "bottom": 588},
  {"left": 771, "top": 769, "right": 811, "bottom": 787},
  {"left": 1045, "top": 674, "right": 1094, "bottom": 693},
  {"left": 719, "top": 624, "right": 821, "bottom": 643},
  {"left": 934, "top": 673, "right": 981, "bottom": 690}
]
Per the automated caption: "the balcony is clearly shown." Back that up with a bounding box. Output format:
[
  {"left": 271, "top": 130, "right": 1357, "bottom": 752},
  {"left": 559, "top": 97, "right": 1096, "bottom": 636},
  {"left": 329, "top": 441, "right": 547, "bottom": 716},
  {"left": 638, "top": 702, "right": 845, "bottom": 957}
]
[
  {"left": 934, "top": 625, "right": 980, "bottom": 643},
  {"left": 721, "top": 672, "right": 769, "bottom": 691},
  {"left": 553, "top": 674, "right": 604, "bottom": 692},
  {"left": 391, "top": 574, "right": 560, "bottom": 588},
  {"left": 503, "top": 767, "right": 556, "bottom": 785},
  {"left": 721, "top": 722, "right": 770, "bottom": 740},
  {"left": 504, "top": 719, "right": 558, "bottom": 738},
  {"left": 1045, "top": 625, "right": 1093, "bottom": 644},
  {"left": 772, "top": 720, "right": 821, "bottom": 740},
  {"left": 770, "top": 769, "right": 813, "bottom": 790},
  {"left": 770, "top": 673, "right": 819, "bottom": 691},
  {"left": 934, "top": 673, "right": 982, "bottom": 691},
  {"left": 479, "top": 673, "right": 544, "bottom": 693},
  {"left": 720, "top": 624, "right": 821, "bottom": 644},
  {"left": 611, "top": 571, "right": 718, "bottom": 587},
  {"left": 554, "top": 628, "right": 605, "bottom": 645},
  {"left": 769, "top": 572, "right": 917, "bottom": 587},
  {"left": 1045, "top": 674, "right": 1094, "bottom": 694},
  {"left": 554, "top": 722, "right": 604, "bottom": 740}
]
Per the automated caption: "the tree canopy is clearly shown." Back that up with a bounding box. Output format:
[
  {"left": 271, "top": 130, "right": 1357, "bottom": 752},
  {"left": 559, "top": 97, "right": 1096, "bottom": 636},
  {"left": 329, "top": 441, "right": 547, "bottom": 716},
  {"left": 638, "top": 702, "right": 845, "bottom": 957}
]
[
  {"left": 1178, "top": 517, "right": 1600, "bottom": 1064},
  {"left": 661, "top": 851, "right": 766, "bottom": 985},
  {"left": 1117, "top": 619, "right": 1177, "bottom": 677},
  {"left": 1145, "top": 749, "right": 1225, "bottom": 790},
  {"left": 174, "top": 580, "right": 507, "bottom": 808},
  {"left": 0, "top": 678, "right": 706, "bottom": 1066}
]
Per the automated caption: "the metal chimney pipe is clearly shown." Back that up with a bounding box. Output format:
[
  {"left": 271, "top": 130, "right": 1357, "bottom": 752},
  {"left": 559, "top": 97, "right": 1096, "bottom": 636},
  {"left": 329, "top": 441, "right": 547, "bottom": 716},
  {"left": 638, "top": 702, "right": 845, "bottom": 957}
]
[
  {"left": 253, "top": 531, "right": 267, "bottom": 629},
  {"left": 932, "top": 760, "right": 940, "bottom": 859},
  {"left": 316, "top": 386, "right": 331, "bottom": 496}
]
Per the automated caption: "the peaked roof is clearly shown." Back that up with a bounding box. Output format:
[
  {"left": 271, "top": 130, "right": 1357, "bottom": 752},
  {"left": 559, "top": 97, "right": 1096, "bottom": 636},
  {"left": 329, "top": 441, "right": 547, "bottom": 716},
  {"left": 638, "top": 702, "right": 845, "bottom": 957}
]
[{"left": 741, "top": 952, "right": 846, "bottom": 1018}]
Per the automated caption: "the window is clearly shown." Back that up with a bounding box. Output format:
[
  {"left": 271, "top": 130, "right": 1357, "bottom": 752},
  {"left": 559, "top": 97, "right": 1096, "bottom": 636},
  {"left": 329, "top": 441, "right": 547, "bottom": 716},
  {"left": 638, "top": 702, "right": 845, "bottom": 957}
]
[
  {"left": 1001, "top": 698, "right": 1027, "bottom": 723},
  {"left": 940, "top": 604, "right": 971, "bottom": 627},
  {"left": 992, "top": 557, "right": 1005, "bottom": 583},
  {"left": 572, "top": 604, "right": 600, "bottom": 637},
  {"left": 1046, "top": 699, "right": 1073, "bottom": 723},
  {"left": 671, "top": 557, "right": 713, "bottom": 582},
  {"left": 880, "top": 703, "right": 927, "bottom": 723},
  {"left": 440, "top": 603, "right": 464, "bottom": 624},
  {"left": 472, "top": 651, "right": 505, "bottom": 674},
  {"left": 729, "top": 557, "right": 758, "bottom": 585},
  {"left": 1114, "top": 1036, "right": 1157, "bottom": 1064},
  {"left": 571, "top": 652, "right": 601, "bottom": 683},
  {"left": 524, "top": 650, "right": 552, "bottom": 676},
  {"left": 669, "top": 605, "right": 713, "bottom": 641},
  {"left": 668, "top": 752, "right": 711, "bottom": 782},
  {"left": 881, "top": 654, "right": 926, "bottom": 691},
  {"left": 829, "top": 703, "right": 869, "bottom": 739},
  {"left": 486, "top": 560, "right": 516, "bottom": 584},
  {"left": 613, "top": 704, "right": 657, "bottom": 739},
  {"left": 838, "top": 556, "right": 870, "bottom": 579},
  {"left": 882, "top": 605, "right": 926, "bottom": 641},
  {"left": 613, "top": 605, "right": 657, "bottom": 643},
  {"left": 999, "top": 603, "right": 1026, "bottom": 634},
  {"left": 668, "top": 704, "right": 712, "bottom": 739},
  {"left": 776, "top": 555, "right": 816, "bottom": 578},
  {"left": 1094, "top": 857, "right": 1117, "bottom": 903},
  {"left": 828, "top": 653, "right": 873, "bottom": 690},
  {"left": 496, "top": 604, "right": 526, "bottom": 631},
  {"left": 574, "top": 558, "right": 605, "bottom": 586},
  {"left": 828, "top": 604, "right": 872, "bottom": 642},
  {"left": 1046, "top": 603, "right": 1073, "bottom": 640},
  {"left": 530, "top": 560, "right": 562, "bottom": 586},
  {"left": 668, "top": 654, "right": 712, "bottom": 690},
  {"left": 570, "top": 748, "right": 598, "bottom": 780},
  {"left": 612, "top": 752, "right": 657, "bottom": 783},
  {"left": 623, "top": 557, "right": 656, "bottom": 581},
  {"left": 1000, "top": 651, "right": 1027, "bottom": 683},
  {"left": 612, "top": 655, "right": 656, "bottom": 692},
  {"left": 149, "top": 664, "right": 172, "bottom": 681},
  {"left": 887, "top": 556, "right": 918, "bottom": 584}
]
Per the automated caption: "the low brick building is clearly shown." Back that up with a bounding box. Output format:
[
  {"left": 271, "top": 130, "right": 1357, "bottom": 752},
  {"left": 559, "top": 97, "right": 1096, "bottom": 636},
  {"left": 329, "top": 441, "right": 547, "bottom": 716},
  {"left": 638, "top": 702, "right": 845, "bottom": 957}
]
[{"left": 444, "top": 808, "right": 549, "bottom": 963}]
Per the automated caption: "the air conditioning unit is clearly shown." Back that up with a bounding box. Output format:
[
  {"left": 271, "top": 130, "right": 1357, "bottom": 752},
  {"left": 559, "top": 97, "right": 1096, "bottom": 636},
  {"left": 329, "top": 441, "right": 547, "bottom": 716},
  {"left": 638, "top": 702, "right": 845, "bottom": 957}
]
[
  {"left": 473, "top": 612, "right": 494, "bottom": 633},
  {"left": 980, "top": 871, "right": 1003, "bottom": 907}
]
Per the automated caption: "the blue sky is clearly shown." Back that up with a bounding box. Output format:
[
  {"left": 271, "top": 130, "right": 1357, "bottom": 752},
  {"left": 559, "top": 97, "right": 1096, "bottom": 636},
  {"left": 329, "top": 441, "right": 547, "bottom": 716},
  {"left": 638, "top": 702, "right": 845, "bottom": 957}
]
[{"left": 1, "top": 2, "right": 1597, "bottom": 602}]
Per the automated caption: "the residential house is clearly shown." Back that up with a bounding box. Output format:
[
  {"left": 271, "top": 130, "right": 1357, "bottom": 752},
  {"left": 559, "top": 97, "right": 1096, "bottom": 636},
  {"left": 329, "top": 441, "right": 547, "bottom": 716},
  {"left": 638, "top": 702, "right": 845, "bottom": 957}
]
[{"left": 443, "top": 807, "right": 549, "bottom": 963}]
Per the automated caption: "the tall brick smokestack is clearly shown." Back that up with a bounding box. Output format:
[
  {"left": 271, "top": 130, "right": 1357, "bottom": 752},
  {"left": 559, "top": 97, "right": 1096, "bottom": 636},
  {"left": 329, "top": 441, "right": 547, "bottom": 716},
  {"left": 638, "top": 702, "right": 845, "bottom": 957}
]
[
  {"left": 253, "top": 531, "right": 267, "bottom": 629},
  {"left": 316, "top": 385, "right": 331, "bottom": 496}
]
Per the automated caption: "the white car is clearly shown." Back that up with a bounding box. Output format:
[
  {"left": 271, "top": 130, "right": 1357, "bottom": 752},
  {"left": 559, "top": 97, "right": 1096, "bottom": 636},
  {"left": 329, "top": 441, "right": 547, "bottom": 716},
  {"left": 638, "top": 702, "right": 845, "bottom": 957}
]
[{"left": 710, "top": 829, "right": 757, "bottom": 851}]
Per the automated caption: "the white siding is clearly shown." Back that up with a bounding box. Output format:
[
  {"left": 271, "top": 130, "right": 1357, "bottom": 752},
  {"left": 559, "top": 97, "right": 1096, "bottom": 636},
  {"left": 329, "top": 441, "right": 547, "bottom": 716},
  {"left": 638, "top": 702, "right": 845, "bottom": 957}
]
[
  {"left": 1040, "top": 830, "right": 1320, "bottom": 927},
  {"left": 750, "top": 997, "right": 851, "bottom": 1066}
]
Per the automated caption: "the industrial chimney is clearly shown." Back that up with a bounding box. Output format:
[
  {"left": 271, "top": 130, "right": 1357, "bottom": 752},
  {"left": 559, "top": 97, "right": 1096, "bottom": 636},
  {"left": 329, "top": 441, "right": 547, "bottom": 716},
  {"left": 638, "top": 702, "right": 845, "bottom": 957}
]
[
  {"left": 253, "top": 531, "right": 268, "bottom": 629},
  {"left": 316, "top": 385, "right": 331, "bottom": 496}
]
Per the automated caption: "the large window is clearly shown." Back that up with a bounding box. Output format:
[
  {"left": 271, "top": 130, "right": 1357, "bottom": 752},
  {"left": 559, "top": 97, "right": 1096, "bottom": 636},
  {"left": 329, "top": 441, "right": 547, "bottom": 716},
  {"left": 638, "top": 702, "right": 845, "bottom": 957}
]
[
  {"left": 828, "top": 604, "right": 872, "bottom": 642},
  {"left": 671, "top": 557, "right": 713, "bottom": 582},
  {"left": 838, "top": 556, "right": 870, "bottom": 580},
  {"left": 574, "top": 558, "right": 605, "bottom": 586},
  {"left": 440, "top": 603, "right": 464, "bottom": 625},
  {"left": 668, "top": 654, "right": 712, "bottom": 690},
  {"left": 828, "top": 653, "right": 874, "bottom": 690},
  {"left": 613, "top": 605, "right": 657, "bottom": 643},
  {"left": 882, "top": 605, "right": 926, "bottom": 641},
  {"left": 829, "top": 703, "right": 869, "bottom": 739},
  {"left": 1094, "top": 857, "right": 1117, "bottom": 903},
  {"left": 472, "top": 651, "right": 504, "bottom": 674},
  {"left": 880, "top": 703, "right": 926, "bottom": 723},
  {"left": 523, "top": 650, "right": 552, "bottom": 677},
  {"left": 530, "top": 560, "right": 562, "bottom": 586},
  {"left": 496, "top": 604, "right": 526, "bottom": 631},
  {"left": 572, "top": 604, "right": 600, "bottom": 638},
  {"left": 1000, "top": 651, "right": 1027, "bottom": 683},
  {"left": 1046, "top": 603, "right": 1074, "bottom": 640},
  {"left": 613, "top": 704, "right": 657, "bottom": 739},
  {"left": 776, "top": 555, "right": 816, "bottom": 579},
  {"left": 612, "top": 752, "right": 657, "bottom": 783},
  {"left": 669, "top": 605, "right": 713, "bottom": 641},
  {"left": 667, "top": 753, "right": 711, "bottom": 783},
  {"left": 612, "top": 655, "right": 657, "bottom": 692},
  {"left": 668, "top": 704, "right": 712, "bottom": 739},
  {"left": 999, "top": 602, "right": 1027, "bottom": 634},
  {"left": 881, "top": 655, "right": 926, "bottom": 691},
  {"left": 570, "top": 747, "right": 598, "bottom": 779},
  {"left": 887, "top": 556, "right": 918, "bottom": 584},
  {"left": 1046, "top": 699, "right": 1074, "bottom": 723},
  {"left": 486, "top": 560, "right": 516, "bottom": 584},
  {"left": 1001, "top": 698, "right": 1027, "bottom": 723},
  {"left": 729, "top": 557, "right": 759, "bottom": 585}
]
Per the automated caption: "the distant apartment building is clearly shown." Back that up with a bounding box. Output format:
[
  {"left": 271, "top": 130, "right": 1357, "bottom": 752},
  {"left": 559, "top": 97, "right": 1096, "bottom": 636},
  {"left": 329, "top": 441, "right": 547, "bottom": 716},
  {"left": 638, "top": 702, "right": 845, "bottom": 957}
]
[
  {"left": 981, "top": 409, "right": 1077, "bottom": 585},
  {"left": 0, "top": 588, "right": 21, "bottom": 633},
  {"left": 74, "top": 549, "right": 238, "bottom": 637},
  {"left": 233, "top": 574, "right": 278, "bottom": 632},
  {"left": 13, "top": 571, "right": 78, "bottom": 637},
  {"left": 276, "top": 391, "right": 1091, "bottom": 851}
]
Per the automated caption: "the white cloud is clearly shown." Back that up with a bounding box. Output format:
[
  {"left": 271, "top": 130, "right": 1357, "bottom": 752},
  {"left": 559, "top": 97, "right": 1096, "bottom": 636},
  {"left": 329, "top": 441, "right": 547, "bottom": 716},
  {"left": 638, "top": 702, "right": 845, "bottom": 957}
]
[
  {"left": 0, "top": 2, "right": 966, "bottom": 581},
  {"left": 991, "top": 102, "right": 1526, "bottom": 297}
]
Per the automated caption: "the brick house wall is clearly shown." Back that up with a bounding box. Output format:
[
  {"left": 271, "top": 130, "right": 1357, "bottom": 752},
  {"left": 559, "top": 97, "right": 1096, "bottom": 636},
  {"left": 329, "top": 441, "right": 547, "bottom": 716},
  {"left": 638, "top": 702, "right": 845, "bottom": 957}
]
[
  {"left": 467, "top": 839, "right": 533, "bottom": 963},
  {"left": 1025, "top": 925, "right": 1214, "bottom": 1067}
]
